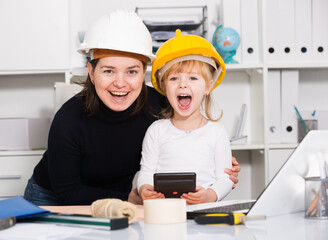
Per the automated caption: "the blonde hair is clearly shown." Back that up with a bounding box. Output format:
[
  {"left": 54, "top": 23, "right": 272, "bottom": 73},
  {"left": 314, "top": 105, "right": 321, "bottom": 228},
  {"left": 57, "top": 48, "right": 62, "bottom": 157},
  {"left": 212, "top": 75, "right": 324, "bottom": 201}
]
[{"left": 156, "top": 60, "right": 222, "bottom": 121}]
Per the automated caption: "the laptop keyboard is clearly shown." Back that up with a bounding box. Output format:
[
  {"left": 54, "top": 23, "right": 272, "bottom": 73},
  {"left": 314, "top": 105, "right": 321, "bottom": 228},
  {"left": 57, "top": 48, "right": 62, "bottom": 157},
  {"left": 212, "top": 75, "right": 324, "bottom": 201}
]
[{"left": 187, "top": 201, "right": 255, "bottom": 219}]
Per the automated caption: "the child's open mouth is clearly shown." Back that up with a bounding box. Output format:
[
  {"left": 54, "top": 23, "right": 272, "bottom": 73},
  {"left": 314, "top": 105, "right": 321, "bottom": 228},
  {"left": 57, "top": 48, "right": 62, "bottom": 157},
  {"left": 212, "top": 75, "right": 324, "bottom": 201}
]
[{"left": 177, "top": 94, "right": 191, "bottom": 110}]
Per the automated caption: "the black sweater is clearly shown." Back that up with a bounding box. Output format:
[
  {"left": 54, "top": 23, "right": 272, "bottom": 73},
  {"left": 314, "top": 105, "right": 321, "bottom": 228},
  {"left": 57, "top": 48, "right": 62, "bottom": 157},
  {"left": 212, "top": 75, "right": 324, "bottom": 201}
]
[{"left": 33, "top": 86, "right": 166, "bottom": 205}]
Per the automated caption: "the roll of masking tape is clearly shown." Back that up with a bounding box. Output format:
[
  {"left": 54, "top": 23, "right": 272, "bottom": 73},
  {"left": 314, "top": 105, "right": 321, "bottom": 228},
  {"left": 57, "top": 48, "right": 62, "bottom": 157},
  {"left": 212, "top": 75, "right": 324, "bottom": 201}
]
[
  {"left": 144, "top": 199, "right": 186, "bottom": 224},
  {"left": 144, "top": 222, "right": 187, "bottom": 240}
]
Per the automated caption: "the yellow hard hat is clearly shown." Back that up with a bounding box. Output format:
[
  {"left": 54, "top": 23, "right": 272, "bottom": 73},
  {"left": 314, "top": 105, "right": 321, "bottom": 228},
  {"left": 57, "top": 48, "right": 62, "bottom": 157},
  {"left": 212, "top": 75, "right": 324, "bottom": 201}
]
[{"left": 151, "top": 29, "right": 226, "bottom": 95}]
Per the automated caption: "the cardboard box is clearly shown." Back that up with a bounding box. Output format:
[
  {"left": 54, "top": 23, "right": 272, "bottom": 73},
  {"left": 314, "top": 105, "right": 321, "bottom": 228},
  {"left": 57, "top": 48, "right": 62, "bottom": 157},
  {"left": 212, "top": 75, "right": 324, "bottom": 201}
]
[{"left": 0, "top": 118, "right": 51, "bottom": 150}]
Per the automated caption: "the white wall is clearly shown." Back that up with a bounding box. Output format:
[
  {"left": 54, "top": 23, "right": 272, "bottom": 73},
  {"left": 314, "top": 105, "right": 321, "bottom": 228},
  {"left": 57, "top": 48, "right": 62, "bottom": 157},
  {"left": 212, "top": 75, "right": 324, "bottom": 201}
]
[{"left": 0, "top": 73, "right": 64, "bottom": 119}]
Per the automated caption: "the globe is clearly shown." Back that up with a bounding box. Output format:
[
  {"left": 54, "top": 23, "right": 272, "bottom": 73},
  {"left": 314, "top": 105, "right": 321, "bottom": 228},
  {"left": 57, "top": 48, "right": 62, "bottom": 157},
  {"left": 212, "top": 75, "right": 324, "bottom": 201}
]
[{"left": 212, "top": 25, "right": 240, "bottom": 64}]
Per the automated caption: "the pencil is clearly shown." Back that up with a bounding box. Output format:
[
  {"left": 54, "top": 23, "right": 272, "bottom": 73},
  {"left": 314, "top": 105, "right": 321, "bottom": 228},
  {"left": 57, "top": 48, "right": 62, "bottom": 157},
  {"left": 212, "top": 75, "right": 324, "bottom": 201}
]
[{"left": 305, "top": 190, "right": 319, "bottom": 217}]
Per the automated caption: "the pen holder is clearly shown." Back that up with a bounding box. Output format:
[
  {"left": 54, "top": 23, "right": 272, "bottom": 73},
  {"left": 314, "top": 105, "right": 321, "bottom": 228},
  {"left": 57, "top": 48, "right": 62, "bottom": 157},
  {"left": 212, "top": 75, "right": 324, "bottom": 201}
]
[
  {"left": 298, "top": 119, "right": 318, "bottom": 143},
  {"left": 305, "top": 177, "right": 328, "bottom": 219}
]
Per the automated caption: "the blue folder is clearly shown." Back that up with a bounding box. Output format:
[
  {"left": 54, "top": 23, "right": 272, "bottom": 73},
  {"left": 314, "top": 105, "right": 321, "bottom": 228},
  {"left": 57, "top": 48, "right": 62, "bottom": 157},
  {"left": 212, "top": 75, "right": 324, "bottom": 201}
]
[{"left": 0, "top": 196, "right": 50, "bottom": 219}]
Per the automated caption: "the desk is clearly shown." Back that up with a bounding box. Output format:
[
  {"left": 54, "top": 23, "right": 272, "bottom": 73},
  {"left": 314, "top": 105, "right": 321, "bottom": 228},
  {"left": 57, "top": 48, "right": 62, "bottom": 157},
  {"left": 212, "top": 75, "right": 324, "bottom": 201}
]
[{"left": 0, "top": 208, "right": 327, "bottom": 240}]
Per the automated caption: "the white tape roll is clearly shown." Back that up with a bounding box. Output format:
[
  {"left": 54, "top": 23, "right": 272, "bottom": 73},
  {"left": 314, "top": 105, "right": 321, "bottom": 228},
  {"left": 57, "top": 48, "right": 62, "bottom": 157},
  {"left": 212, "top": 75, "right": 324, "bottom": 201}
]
[
  {"left": 144, "top": 222, "right": 187, "bottom": 240},
  {"left": 144, "top": 199, "right": 186, "bottom": 224}
]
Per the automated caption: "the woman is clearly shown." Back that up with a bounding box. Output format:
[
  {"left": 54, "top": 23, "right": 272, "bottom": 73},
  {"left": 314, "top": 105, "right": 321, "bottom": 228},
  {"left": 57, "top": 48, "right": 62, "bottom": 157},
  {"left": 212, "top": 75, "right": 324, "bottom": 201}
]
[{"left": 24, "top": 10, "right": 240, "bottom": 206}]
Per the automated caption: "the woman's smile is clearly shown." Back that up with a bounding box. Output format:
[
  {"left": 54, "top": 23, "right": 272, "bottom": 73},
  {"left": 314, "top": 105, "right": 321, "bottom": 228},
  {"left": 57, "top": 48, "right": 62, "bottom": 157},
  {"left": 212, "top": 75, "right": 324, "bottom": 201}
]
[
  {"left": 109, "top": 91, "right": 129, "bottom": 96},
  {"left": 109, "top": 91, "right": 129, "bottom": 102}
]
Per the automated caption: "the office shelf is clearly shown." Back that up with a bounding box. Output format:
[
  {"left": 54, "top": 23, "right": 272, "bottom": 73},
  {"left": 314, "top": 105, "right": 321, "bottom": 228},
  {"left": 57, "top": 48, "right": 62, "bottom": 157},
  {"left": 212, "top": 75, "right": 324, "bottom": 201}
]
[
  {"left": 0, "top": 70, "right": 69, "bottom": 76},
  {"left": 266, "top": 62, "right": 328, "bottom": 69},
  {"left": 226, "top": 64, "right": 263, "bottom": 71},
  {"left": 0, "top": 150, "right": 46, "bottom": 156},
  {"left": 231, "top": 144, "right": 265, "bottom": 151},
  {"left": 268, "top": 143, "right": 299, "bottom": 150}
]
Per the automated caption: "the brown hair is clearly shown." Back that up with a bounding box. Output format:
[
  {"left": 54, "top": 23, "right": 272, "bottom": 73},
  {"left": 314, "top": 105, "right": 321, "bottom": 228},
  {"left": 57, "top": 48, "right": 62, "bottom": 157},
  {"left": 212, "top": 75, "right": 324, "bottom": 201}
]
[
  {"left": 157, "top": 60, "right": 222, "bottom": 121},
  {"left": 76, "top": 59, "right": 148, "bottom": 116},
  {"left": 93, "top": 49, "right": 148, "bottom": 65}
]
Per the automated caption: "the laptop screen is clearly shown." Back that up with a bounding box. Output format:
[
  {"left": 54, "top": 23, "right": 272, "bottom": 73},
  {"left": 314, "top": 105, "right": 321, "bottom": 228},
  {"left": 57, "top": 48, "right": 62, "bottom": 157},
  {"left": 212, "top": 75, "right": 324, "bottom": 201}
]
[
  {"left": 186, "top": 130, "right": 328, "bottom": 217},
  {"left": 247, "top": 130, "right": 328, "bottom": 216}
]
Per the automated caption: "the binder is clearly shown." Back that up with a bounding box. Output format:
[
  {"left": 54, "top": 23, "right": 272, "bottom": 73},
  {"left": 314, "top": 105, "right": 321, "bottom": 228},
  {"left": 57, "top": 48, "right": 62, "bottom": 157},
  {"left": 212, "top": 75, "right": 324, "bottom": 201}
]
[
  {"left": 281, "top": 70, "right": 299, "bottom": 143},
  {"left": 234, "top": 103, "right": 247, "bottom": 138},
  {"left": 312, "top": 0, "right": 328, "bottom": 62},
  {"left": 265, "top": 0, "right": 281, "bottom": 63},
  {"left": 222, "top": 0, "right": 242, "bottom": 63},
  {"left": 295, "top": 0, "right": 312, "bottom": 62},
  {"left": 240, "top": 0, "right": 259, "bottom": 64},
  {"left": 279, "top": 0, "right": 295, "bottom": 62},
  {"left": 231, "top": 104, "right": 248, "bottom": 144},
  {"left": 267, "top": 71, "right": 281, "bottom": 143},
  {"left": 266, "top": 0, "right": 295, "bottom": 63},
  {"left": 0, "top": 196, "right": 50, "bottom": 219}
]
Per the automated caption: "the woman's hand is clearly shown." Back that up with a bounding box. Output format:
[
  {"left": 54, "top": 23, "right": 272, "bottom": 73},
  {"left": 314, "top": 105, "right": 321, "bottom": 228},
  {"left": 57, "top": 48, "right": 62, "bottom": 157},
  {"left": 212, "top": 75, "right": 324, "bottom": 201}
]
[
  {"left": 181, "top": 186, "right": 217, "bottom": 205},
  {"left": 139, "top": 184, "right": 164, "bottom": 201},
  {"left": 128, "top": 188, "right": 143, "bottom": 205},
  {"left": 225, "top": 156, "right": 241, "bottom": 189}
]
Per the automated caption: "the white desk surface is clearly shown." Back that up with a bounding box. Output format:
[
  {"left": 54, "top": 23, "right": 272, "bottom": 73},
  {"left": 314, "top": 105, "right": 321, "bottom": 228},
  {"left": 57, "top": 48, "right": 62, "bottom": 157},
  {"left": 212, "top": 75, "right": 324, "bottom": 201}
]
[{"left": 0, "top": 212, "right": 327, "bottom": 240}]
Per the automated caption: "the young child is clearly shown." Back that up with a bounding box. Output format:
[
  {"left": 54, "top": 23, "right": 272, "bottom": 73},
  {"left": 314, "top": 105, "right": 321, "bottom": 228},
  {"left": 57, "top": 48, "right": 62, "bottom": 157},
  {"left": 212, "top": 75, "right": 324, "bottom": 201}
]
[{"left": 137, "top": 29, "right": 233, "bottom": 204}]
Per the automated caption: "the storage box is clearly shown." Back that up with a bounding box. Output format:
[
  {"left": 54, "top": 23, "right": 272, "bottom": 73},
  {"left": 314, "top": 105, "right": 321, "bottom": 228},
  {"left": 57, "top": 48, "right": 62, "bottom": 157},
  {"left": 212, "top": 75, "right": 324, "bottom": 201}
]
[{"left": 0, "top": 118, "right": 51, "bottom": 150}]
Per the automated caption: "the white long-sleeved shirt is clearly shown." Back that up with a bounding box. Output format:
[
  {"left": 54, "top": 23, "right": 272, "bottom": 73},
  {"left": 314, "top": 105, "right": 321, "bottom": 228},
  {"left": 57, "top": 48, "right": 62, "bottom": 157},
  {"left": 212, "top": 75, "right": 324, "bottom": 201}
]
[{"left": 137, "top": 119, "right": 233, "bottom": 201}]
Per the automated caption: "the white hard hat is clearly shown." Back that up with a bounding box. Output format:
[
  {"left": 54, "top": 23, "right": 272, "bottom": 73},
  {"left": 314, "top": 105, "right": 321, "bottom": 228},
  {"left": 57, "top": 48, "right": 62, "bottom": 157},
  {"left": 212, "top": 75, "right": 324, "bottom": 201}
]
[{"left": 78, "top": 10, "right": 156, "bottom": 63}]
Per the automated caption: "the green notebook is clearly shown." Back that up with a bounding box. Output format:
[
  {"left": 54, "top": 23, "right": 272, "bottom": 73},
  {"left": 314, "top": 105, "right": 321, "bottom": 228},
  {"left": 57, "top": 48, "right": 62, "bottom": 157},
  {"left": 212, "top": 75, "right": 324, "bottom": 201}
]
[{"left": 28, "top": 213, "right": 128, "bottom": 230}]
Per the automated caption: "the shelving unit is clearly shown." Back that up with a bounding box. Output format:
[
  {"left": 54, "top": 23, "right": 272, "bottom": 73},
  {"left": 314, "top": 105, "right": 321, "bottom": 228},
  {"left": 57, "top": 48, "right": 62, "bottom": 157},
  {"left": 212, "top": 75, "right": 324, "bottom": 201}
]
[
  {"left": 0, "top": 150, "right": 45, "bottom": 200},
  {"left": 188, "top": 0, "right": 326, "bottom": 200},
  {"left": 136, "top": 6, "right": 208, "bottom": 53},
  {"left": 0, "top": 0, "right": 70, "bottom": 198},
  {"left": 0, "top": 0, "right": 327, "bottom": 200},
  {"left": 0, "top": 71, "right": 67, "bottom": 199}
]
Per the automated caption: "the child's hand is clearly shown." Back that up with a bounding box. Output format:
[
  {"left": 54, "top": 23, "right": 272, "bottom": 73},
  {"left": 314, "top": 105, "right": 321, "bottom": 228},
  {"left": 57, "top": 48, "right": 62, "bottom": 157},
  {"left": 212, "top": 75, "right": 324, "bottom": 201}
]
[
  {"left": 181, "top": 186, "right": 217, "bottom": 205},
  {"left": 139, "top": 184, "right": 165, "bottom": 201}
]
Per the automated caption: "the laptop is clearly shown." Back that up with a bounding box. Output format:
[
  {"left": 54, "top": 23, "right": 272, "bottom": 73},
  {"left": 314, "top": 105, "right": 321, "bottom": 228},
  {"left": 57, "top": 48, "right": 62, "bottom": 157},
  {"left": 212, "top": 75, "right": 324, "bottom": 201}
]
[{"left": 187, "top": 130, "right": 328, "bottom": 218}]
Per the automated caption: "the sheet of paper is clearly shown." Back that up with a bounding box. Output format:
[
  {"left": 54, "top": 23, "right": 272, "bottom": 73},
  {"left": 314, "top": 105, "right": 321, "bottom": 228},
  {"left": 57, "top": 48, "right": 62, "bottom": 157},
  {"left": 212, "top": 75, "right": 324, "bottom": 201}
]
[{"left": 0, "top": 223, "right": 91, "bottom": 240}]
